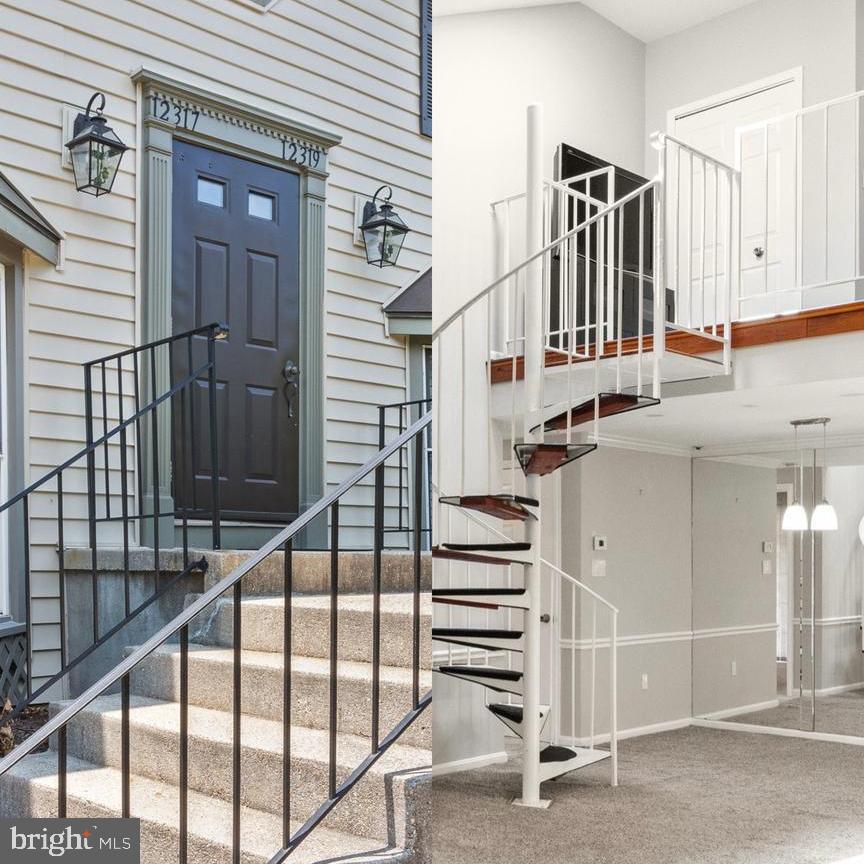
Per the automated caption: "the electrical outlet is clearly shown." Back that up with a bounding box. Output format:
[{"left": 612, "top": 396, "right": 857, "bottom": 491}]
[
  {"left": 731, "top": 661, "right": 737, "bottom": 677},
  {"left": 641, "top": 673, "right": 649, "bottom": 690}
]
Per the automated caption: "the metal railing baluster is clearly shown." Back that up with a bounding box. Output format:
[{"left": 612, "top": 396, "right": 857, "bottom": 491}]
[
  {"left": 84, "top": 364, "right": 98, "bottom": 642},
  {"left": 57, "top": 726, "right": 67, "bottom": 818},
  {"left": 102, "top": 361, "right": 110, "bottom": 520},
  {"left": 329, "top": 501, "right": 339, "bottom": 799},
  {"left": 132, "top": 352, "right": 143, "bottom": 522},
  {"left": 180, "top": 623, "right": 189, "bottom": 864},
  {"left": 233, "top": 579, "right": 242, "bottom": 864},
  {"left": 118, "top": 357, "right": 130, "bottom": 617},
  {"left": 282, "top": 538, "right": 293, "bottom": 847},
  {"left": 150, "top": 348, "right": 160, "bottom": 592},
  {"left": 121, "top": 673, "right": 130, "bottom": 817},
  {"left": 57, "top": 475, "right": 66, "bottom": 671},
  {"left": 208, "top": 333, "right": 222, "bottom": 550},
  {"left": 22, "top": 498, "right": 31, "bottom": 699},
  {"left": 412, "top": 431, "right": 422, "bottom": 709},
  {"left": 372, "top": 456, "right": 383, "bottom": 750}
]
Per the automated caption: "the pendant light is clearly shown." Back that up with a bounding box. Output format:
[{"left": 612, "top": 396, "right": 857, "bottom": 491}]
[
  {"left": 810, "top": 419, "right": 838, "bottom": 531},
  {"left": 782, "top": 423, "right": 808, "bottom": 531}
]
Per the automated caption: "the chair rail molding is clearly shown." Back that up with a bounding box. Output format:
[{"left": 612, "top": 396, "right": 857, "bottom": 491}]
[{"left": 131, "top": 67, "right": 341, "bottom": 547}]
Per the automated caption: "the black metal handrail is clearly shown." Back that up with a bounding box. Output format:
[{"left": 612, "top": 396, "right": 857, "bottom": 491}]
[
  {"left": 0, "top": 411, "right": 432, "bottom": 863},
  {"left": 1, "top": 322, "right": 225, "bottom": 718},
  {"left": 378, "top": 398, "right": 432, "bottom": 546}
]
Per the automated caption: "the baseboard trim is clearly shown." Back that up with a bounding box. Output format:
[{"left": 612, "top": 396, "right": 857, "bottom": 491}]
[
  {"left": 432, "top": 751, "right": 508, "bottom": 777},
  {"left": 698, "top": 699, "right": 779, "bottom": 720},
  {"left": 691, "top": 717, "right": 864, "bottom": 747},
  {"left": 815, "top": 681, "right": 864, "bottom": 697},
  {"left": 558, "top": 716, "right": 691, "bottom": 747}
]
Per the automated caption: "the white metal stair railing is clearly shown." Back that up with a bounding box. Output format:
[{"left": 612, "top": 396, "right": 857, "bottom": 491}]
[
  {"left": 732, "top": 89, "right": 864, "bottom": 319},
  {"left": 542, "top": 557, "right": 618, "bottom": 786}
]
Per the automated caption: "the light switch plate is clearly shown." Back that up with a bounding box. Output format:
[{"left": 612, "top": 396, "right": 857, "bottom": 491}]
[
  {"left": 592, "top": 558, "right": 606, "bottom": 579},
  {"left": 762, "top": 540, "right": 775, "bottom": 555},
  {"left": 762, "top": 558, "right": 773, "bottom": 576},
  {"left": 592, "top": 534, "right": 608, "bottom": 551}
]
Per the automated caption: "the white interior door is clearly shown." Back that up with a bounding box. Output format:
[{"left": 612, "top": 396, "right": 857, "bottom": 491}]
[{"left": 673, "top": 78, "right": 800, "bottom": 321}]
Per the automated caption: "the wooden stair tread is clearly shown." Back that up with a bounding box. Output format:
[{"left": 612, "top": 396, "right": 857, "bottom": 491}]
[
  {"left": 532, "top": 392, "right": 660, "bottom": 433},
  {"left": 439, "top": 494, "right": 538, "bottom": 521},
  {"left": 513, "top": 443, "right": 597, "bottom": 476}
]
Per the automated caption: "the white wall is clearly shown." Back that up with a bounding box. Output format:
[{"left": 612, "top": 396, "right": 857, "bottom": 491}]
[
  {"left": 434, "top": 1, "right": 646, "bottom": 327},
  {"left": 560, "top": 447, "right": 693, "bottom": 737},
  {"left": 645, "top": 0, "right": 857, "bottom": 164},
  {"left": 691, "top": 459, "right": 777, "bottom": 716}
]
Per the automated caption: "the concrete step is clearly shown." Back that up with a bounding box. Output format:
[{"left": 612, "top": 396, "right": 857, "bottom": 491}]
[
  {"left": 193, "top": 592, "right": 432, "bottom": 669},
  {"left": 202, "top": 550, "right": 431, "bottom": 596},
  {"left": 53, "top": 693, "right": 430, "bottom": 844},
  {"left": 0, "top": 751, "right": 410, "bottom": 864},
  {"left": 129, "top": 644, "right": 431, "bottom": 750}
]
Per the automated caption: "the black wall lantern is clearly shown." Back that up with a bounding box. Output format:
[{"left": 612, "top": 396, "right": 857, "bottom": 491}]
[
  {"left": 360, "top": 185, "right": 410, "bottom": 268},
  {"left": 65, "top": 92, "right": 128, "bottom": 197}
]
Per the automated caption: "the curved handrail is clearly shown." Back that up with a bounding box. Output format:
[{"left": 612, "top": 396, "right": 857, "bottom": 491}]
[
  {"left": 0, "top": 411, "right": 432, "bottom": 777},
  {"left": 434, "top": 177, "right": 659, "bottom": 339}
]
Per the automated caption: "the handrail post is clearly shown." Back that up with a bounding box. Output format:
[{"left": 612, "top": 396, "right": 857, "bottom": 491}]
[
  {"left": 516, "top": 102, "right": 546, "bottom": 809},
  {"left": 653, "top": 140, "right": 667, "bottom": 400}
]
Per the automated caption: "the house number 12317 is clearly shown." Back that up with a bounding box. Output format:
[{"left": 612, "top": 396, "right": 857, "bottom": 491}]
[{"left": 150, "top": 96, "right": 200, "bottom": 131}]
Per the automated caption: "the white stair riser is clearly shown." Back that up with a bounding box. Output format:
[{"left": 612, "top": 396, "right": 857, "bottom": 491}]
[
  {"left": 55, "top": 708, "right": 424, "bottom": 843},
  {"left": 198, "top": 600, "right": 432, "bottom": 668},
  {"left": 130, "top": 651, "right": 431, "bottom": 750}
]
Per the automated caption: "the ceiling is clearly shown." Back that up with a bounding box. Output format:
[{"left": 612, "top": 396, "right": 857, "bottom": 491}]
[
  {"left": 598, "top": 376, "right": 864, "bottom": 464},
  {"left": 433, "top": 0, "right": 756, "bottom": 43}
]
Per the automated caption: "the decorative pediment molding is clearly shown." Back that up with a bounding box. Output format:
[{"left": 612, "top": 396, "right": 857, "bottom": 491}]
[{"left": 131, "top": 67, "right": 341, "bottom": 177}]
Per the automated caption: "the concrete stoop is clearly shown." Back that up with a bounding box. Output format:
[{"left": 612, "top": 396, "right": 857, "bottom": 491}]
[{"left": 1, "top": 548, "right": 432, "bottom": 864}]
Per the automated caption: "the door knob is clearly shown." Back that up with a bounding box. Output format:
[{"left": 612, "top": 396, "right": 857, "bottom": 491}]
[
  {"left": 282, "top": 360, "right": 300, "bottom": 420},
  {"left": 540, "top": 613, "right": 551, "bottom": 623},
  {"left": 753, "top": 246, "right": 765, "bottom": 259},
  {"left": 282, "top": 360, "right": 300, "bottom": 384}
]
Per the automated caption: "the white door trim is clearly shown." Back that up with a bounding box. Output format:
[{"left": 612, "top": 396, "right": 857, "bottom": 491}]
[
  {"left": 666, "top": 67, "right": 804, "bottom": 132},
  {"left": 0, "top": 264, "right": 8, "bottom": 615}
]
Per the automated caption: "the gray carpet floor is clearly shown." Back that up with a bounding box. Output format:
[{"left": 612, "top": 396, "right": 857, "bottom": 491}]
[
  {"left": 432, "top": 727, "right": 864, "bottom": 863},
  {"left": 728, "top": 688, "right": 864, "bottom": 738}
]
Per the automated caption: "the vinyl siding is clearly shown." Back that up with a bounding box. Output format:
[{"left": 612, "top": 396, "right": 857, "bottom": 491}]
[{"left": 0, "top": 0, "right": 430, "bottom": 689}]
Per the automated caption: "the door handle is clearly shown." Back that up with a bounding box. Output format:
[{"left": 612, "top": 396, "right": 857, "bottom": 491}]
[
  {"left": 282, "top": 360, "right": 300, "bottom": 421},
  {"left": 753, "top": 246, "right": 765, "bottom": 259}
]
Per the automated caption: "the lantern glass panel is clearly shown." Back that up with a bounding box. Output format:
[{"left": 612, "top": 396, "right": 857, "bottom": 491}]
[
  {"left": 88, "top": 140, "right": 124, "bottom": 194},
  {"left": 383, "top": 224, "right": 407, "bottom": 265},
  {"left": 70, "top": 143, "right": 91, "bottom": 191},
  {"left": 363, "top": 224, "right": 386, "bottom": 265}
]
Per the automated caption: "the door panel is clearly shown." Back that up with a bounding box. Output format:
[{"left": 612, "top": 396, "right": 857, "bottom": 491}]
[
  {"left": 674, "top": 80, "right": 799, "bottom": 320},
  {"left": 172, "top": 140, "right": 300, "bottom": 522}
]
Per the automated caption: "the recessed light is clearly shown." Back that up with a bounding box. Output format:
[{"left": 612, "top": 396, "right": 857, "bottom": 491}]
[
  {"left": 840, "top": 392, "right": 864, "bottom": 398},
  {"left": 645, "top": 412, "right": 663, "bottom": 418},
  {"left": 741, "top": 403, "right": 758, "bottom": 409}
]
